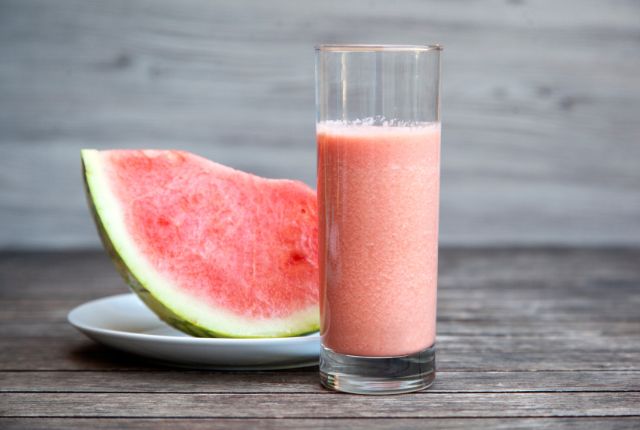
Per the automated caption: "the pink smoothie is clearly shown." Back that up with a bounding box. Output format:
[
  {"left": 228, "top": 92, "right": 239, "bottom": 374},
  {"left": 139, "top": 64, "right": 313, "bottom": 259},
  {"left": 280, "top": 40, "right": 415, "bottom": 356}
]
[{"left": 317, "top": 121, "right": 441, "bottom": 357}]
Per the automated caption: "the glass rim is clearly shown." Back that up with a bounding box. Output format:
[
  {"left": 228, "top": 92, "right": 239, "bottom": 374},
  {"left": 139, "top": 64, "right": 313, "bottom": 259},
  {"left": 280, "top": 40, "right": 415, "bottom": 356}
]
[{"left": 315, "top": 44, "right": 443, "bottom": 52}]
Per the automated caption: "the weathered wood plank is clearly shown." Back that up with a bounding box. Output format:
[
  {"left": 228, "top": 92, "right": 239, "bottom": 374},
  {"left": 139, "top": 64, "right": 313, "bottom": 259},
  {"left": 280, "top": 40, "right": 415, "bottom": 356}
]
[
  {"left": 3, "top": 292, "right": 638, "bottom": 327},
  {"left": 0, "top": 251, "right": 126, "bottom": 300},
  {"left": 3, "top": 290, "right": 640, "bottom": 335},
  {"left": 2, "top": 307, "right": 638, "bottom": 338},
  {"left": 4, "top": 417, "right": 640, "bottom": 430},
  {"left": 1, "top": 337, "right": 638, "bottom": 372},
  {"left": 1, "top": 370, "right": 638, "bottom": 394},
  {"left": 2, "top": 418, "right": 640, "bottom": 430},
  {"left": 2, "top": 248, "right": 639, "bottom": 297},
  {"left": 0, "top": 249, "right": 638, "bottom": 425},
  {"left": 0, "top": 250, "right": 638, "bottom": 371},
  {"left": 1, "top": 0, "right": 640, "bottom": 248},
  {"left": 2, "top": 392, "right": 639, "bottom": 418},
  {"left": 2, "top": 249, "right": 638, "bottom": 344}
]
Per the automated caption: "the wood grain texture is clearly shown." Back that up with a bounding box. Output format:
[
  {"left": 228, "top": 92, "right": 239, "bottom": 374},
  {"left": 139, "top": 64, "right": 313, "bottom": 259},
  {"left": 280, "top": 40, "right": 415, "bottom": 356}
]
[
  {"left": 2, "top": 370, "right": 639, "bottom": 394},
  {"left": 0, "top": 249, "right": 638, "bottom": 427},
  {"left": 2, "top": 392, "right": 640, "bottom": 418},
  {"left": 2, "top": 336, "right": 639, "bottom": 372},
  {"left": 0, "top": 334, "right": 640, "bottom": 372},
  {"left": 1, "top": 0, "right": 640, "bottom": 249},
  {"left": 0, "top": 249, "right": 638, "bottom": 372},
  {"left": 2, "top": 418, "right": 640, "bottom": 430}
]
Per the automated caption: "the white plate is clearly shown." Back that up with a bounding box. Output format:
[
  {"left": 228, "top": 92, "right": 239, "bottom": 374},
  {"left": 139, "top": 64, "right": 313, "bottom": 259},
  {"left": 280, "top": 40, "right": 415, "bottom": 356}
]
[{"left": 68, "top": 293, "right": 320, "bottom": 370}]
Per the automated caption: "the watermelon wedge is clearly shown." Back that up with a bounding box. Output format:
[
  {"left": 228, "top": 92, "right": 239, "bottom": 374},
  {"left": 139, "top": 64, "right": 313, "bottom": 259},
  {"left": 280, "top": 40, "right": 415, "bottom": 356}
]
[{"left": 81, "top": 149, "right": 319, "bottom": 338}]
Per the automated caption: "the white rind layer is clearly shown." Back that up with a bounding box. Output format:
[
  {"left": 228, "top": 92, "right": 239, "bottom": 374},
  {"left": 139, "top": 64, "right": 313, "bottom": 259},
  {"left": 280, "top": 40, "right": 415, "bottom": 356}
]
[{"left": 81, "top": 149, "right": 319, "bottom": 338}]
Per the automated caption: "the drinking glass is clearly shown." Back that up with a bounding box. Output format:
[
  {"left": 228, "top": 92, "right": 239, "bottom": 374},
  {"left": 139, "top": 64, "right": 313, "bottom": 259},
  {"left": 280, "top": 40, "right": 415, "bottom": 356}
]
[{"left": 316, "top": 44, "right": 442, "bottom": 394}]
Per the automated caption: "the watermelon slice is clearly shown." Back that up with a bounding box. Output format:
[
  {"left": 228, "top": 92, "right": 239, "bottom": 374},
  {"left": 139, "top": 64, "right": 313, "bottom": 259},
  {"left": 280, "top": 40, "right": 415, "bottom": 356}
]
[{"left": 81, "top": 149, "right": 319, "bottom": 338}]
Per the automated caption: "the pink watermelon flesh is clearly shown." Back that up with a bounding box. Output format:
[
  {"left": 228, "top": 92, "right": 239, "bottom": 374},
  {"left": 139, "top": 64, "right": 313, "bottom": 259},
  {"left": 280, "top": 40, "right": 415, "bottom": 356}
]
[{"left": 82, "top": 149, "right": 319, "bottom": 337}]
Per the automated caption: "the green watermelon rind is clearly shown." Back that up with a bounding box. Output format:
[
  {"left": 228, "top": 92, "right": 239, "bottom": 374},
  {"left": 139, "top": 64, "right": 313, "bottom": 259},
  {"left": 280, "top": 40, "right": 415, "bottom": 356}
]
[{"left": 81, "top": 149, "right": 320, "bottom": 338}]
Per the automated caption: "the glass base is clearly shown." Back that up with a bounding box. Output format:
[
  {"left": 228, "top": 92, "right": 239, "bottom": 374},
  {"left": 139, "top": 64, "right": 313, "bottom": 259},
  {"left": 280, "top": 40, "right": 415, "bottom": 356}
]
[{"left": 319, "top": 344, "right": 436, "bottom": 395}]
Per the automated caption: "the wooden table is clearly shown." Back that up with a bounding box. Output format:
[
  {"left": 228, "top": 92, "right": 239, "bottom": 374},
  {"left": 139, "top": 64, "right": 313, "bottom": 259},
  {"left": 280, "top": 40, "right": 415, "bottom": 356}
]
[{"left": 1, "top": 248, "right": 639, "bottom": 428}]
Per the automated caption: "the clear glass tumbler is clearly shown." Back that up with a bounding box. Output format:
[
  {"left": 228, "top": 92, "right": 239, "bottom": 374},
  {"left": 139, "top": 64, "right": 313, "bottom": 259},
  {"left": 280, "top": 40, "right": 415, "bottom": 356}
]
[{"left": 316, "top": 44, "right": 442, "bottom": 394}]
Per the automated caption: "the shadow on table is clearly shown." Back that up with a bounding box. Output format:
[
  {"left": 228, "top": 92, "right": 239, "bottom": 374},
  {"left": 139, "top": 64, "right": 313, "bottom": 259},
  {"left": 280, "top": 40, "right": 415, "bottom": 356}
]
[
  {"left": 68, "top": 342, "right": 167, "bottom": 369},
  {"left": 67, "top": 341, "right": 318, "bottom": 373}
]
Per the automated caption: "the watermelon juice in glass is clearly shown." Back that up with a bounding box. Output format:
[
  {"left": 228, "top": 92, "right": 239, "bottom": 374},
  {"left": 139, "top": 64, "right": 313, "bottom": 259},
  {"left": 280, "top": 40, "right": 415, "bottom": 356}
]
[{"left": 315, "top": 44, "right": 442, "bottom": 394}]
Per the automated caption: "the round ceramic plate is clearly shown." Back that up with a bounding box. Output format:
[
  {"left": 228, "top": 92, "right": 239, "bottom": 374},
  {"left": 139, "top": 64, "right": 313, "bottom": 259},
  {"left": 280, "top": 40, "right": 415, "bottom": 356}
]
[{"left": 68, "top": 293, "right": 320, "bottom": 370}]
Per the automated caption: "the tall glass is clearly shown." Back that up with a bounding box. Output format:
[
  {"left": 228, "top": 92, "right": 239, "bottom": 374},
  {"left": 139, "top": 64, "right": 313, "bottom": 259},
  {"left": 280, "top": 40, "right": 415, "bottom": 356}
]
[{"left": 316, "top": 44, "right": 442, "bottom": 394}]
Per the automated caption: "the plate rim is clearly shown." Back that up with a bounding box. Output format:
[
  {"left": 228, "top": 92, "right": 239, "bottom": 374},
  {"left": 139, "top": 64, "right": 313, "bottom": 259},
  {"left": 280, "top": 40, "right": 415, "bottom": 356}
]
[{"left": 68, "top": 293, "right": 320, "bottom": 345}]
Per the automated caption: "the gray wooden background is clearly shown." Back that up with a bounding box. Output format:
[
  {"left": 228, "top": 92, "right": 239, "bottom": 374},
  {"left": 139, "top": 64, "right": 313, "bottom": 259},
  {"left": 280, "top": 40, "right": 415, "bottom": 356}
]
[{"left": 1, "top": 0, "right": 639, "bottom": 250}]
